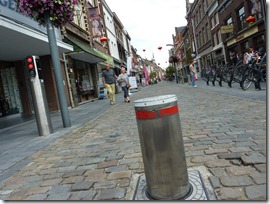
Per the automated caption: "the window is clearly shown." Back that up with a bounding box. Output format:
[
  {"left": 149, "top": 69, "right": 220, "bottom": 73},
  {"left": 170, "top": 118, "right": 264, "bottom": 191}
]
[
  {"left": 215, "top": 13, "right": 219, "bottom": 25},
  {"left": 202, "top": 28, "right": 205, "bottom": 45},
  {"left": 213, "top": 33, "right": 217, "bottom": 46},
  {"left": 238, "top": 6, "right": 246, "bottom": 30},
  {"left": 217, "top": 29, "right": 221, "bottom": 44},
  {"left": 203, "top": 0, "right": 207, "bottom": 11},
  {"left": 206, "top": 23, "right": 211, "bottom": 42},
  {"left": 225, "top": 17, "right": 233, "bottom": 38},
  {"left": 226, "top": 16, "right": 232, "bottom": 25},
  {"left": 211, "top": 17, "right": 215, "bottom": 29}
]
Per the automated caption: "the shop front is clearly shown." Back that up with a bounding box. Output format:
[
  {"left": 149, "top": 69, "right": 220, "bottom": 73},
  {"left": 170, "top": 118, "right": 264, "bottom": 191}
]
[
  {"left": 63, "top": 35, "right": 107, "bottom": 106},
  {"left": 0, "top": 3, "right": 73, "bottom": 118}
]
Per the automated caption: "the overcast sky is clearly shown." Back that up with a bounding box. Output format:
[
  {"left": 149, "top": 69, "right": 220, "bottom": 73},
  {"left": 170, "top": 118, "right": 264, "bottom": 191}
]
[{"left": 104, "top": 0, "right": 188, "bottom": 69}]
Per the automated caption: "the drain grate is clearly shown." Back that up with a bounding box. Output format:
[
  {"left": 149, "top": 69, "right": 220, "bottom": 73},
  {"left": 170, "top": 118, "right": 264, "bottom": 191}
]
[{"left": 133, "top": 170, "right": 209, "bottom": 200}]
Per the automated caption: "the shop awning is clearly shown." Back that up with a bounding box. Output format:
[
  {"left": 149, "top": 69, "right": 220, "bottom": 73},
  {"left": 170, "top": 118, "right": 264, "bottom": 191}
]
[
  {"left": 64, "top": 36, "right": 106, "bottom": 64},
  {"left": 94, "top": 50, "right": 114, "bottom": 67},
  {"left": 0, "top": 16, "right": 73, "bottom": 61}
]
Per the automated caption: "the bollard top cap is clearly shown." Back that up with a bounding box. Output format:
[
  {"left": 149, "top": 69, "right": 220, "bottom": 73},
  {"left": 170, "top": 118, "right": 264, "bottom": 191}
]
[{"left": 134, "top": 94, "right": 177, "bottom": 107}]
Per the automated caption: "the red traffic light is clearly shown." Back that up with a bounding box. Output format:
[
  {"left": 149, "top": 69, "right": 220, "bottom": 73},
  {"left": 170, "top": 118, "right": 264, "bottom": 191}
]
[
  {"left": 26, "top": 56, "right": 36, "bottom": 77},
  {"left": 28, "top": 64, "right": 34, "bottom": 69},
  {"left": 26, "top": 57, "right": 34, "bottom": 69},
  {"left": 27, "top": 57, "right": 33, "bottom": 63}
]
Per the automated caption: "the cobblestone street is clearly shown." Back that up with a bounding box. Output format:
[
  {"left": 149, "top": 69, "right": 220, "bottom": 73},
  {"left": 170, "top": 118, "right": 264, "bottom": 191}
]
[{"left": 0, "top": 81, "right": 267, "bottom": 200}]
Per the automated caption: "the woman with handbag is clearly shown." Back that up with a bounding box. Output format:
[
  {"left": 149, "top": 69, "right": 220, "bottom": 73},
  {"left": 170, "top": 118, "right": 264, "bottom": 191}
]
[{"left": 117, "top": 67, "right": 130, "bottom": 103}]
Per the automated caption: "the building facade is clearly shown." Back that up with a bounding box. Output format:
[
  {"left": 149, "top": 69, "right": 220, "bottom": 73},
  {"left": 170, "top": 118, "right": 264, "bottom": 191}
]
[{"left": 0, "top": 0, "right": 73, "bottom": 117}]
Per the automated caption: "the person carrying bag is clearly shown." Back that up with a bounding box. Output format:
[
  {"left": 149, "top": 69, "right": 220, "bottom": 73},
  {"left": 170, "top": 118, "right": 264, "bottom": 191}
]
[{"left": 117, "top": 67, "right": 130, "bottom": 103}]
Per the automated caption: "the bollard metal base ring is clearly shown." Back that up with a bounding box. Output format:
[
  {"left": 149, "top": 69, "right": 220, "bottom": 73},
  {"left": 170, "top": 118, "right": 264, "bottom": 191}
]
[{"left": 133, "top": 170, "right": 209, "bottom": 200}]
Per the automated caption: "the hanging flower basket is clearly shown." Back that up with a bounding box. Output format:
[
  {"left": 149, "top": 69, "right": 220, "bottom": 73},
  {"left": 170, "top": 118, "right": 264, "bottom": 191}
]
[
  {"left": 169, "top": 56, "right": 179, "bottom": 63},
  {"left": 15, "top": 0, "right": 78, "bottom": 28}
]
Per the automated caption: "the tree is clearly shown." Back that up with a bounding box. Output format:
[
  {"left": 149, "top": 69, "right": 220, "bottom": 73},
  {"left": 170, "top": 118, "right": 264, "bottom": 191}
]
[{"left": 165, "top": 66, "right": 175, "bottom": 79}]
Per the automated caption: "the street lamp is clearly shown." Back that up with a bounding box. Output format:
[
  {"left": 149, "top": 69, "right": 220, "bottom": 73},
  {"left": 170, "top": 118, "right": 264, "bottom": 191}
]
[{"left": 166, "top": 44, "right": 178, "bottom": 84}]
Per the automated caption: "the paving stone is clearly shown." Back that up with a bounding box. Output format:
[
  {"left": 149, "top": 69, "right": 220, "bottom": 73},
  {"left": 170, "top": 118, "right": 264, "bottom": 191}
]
[
  {"left": 188, "top": 145, "right": 210, "bottom": 151},
  {"left": 220, "top": 175, "right": 253, "bottom": 187},
  {"left": 241, "top": 152, "right": 266, "bottom": 165},
  {"left": 234, "top": 141, "right": 256, "bottom": 147},
  {"left": 6, "top": 189, "right": 28, "bottom": 200},
  {"left": 249, "top": 172, "right": 266, "bottom": 185},
  {"left": 93, "top": 181, "right": 118, "bottom": 189},
  {"left": 48, "top": 184, "right": 72, "bottom": 194},
  {"left": 43, "top": 173, "right": 63, "bottom": 180},
  {"left": 185, "top": 150, "right": 205, "bottom": 157},
  {"left": 204, "top": 149, "right": 228, "bottom": 155},
  {"left": 62, "top": 176, "right": 84, "bottom": 184},
  {"left": 46, "top": 192, "right": 71, "bottom": 200},
  {"left": 236, "top": 133, "right": 255, "bottom": 139},
  {"left": 245, "top": 185, "right": 266, "bottom": 200},
  {"left": 107, "top": 171, "right": 132, "bottom": 180},
  {"left": 76, "top": 164, "right": 98, "bottom": 171},
  {"left": 40, "top": 178, "right": 62, "bottom": 187},
  {"left": 209, "top": 176, "right": 221, "bottom": 188},
  {"left": 69, "top": 190, "right": 97, "bottom": 200},
  {"left": 95, "top": 188, "right": 126, "bottom": 200},
  {"left": 193, "top": 141, "right": 213, "bottom": 146},
  {"left": 84, "top": 169, "right": 106, "bottom": 182},
  {"left": 118, "top": 178, "right": 130, "bottom": 187},
  {"left": 229, "top": 147, "right": 251, "bottom": 153},
  {"left": 62, "top": 170, "right": 86, "bottom": 178},
  {"left": 106, "top": 165, "right": 127, "bottom": 173},
  {"left": 25, "top": 193, "right": 47, "bottom": 200},
  {"left": 119, "top": 158, "right": 140, "bottom": 165},
  {"left": 211, "top": 144, "right": 232, "bottom": 149},
  {"left": 213, "top": 139, "right": 233, "bottom": 144},
  {"left": 190, "top": 155, "right": 217, "bottom": 163},
  {"left": 254, "top": 164, "right": 266, "bottom": 173},
  {"left": 215, "top": 188, "right": 245, "bottom": 200},
  {"left": 71, "top": 181, "right": 94, "bottom": 191},
  {"left": 217, "top": 135, "right": 236, "bottom": 140},
  {"left": 225, "top": 166, "right": 254, "bottom": 176},
  {"left": 205, "top": 159, "right": 231, "bottom": 168},
  {"left": 26, "top": 186, "right": 51, "bottom": 196},
  {"left": 230, "top": 160, "right": 242, "bottom": 166},
  {"left": 97, "top": 160, "right": 118, "bottom": 169},
  {"left": 217, "top": 152, "right": 242, "bottom": 159}
]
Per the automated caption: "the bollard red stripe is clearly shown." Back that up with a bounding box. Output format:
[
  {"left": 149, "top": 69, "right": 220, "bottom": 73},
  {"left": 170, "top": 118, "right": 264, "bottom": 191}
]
[{"left": 135, "top": 105, "right": 179, "bottom": 120}]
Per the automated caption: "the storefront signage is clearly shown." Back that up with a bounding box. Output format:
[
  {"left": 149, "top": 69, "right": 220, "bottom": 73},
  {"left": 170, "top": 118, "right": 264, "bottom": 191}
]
[
  {"left": 0, "top": 0, "right": 61, "bottom": 40},
  {"left": 227, "top": 26, "right": 258, "bottom": 47},
  {"left": 220, "top": 25, "right": 233, "bottom": 34}
]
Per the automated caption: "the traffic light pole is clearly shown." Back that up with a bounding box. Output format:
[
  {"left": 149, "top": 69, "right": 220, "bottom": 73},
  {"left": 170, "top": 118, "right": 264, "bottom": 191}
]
[
  {"left": 26, "top": 56, "right": 53, "bottom": 136},
  {"left": 45, "top": 12, "right": 71, "bottom": 128}
]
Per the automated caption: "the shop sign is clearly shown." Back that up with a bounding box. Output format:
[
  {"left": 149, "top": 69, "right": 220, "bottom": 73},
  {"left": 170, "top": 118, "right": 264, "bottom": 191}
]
[
  {"left": 227, "top": 26, "right": 258, "bottom": 47},
  {"left": 220, "top": 25, "right": 234, "bottom": 34}
]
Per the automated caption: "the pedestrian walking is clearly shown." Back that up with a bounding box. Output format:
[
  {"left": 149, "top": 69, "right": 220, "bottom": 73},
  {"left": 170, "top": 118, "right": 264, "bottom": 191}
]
[
  {"left": 102, "top": 64, "right": 117, "bottom": 105},
  {"left": 117, "top": 67, "right": 130, "bottom": 103},
  {"left": 189, "top": 59, "right": 197, "bottom": 87}
]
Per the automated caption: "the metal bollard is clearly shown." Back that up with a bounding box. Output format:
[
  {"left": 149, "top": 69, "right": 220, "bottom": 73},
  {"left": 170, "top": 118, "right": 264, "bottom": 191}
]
[{"left": 134, "top": 95, "right": 191, "bottom": 200}]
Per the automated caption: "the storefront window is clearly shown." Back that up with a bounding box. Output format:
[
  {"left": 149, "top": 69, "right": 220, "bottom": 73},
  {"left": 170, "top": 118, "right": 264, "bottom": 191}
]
[{"left": 75, "top": 64, "right": 91, "bottom": 100}]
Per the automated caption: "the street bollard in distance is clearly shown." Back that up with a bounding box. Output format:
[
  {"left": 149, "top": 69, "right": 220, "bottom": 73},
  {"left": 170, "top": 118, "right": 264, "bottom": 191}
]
[{"left": 134, "top": 95, "right": 191, "bottom": 200}]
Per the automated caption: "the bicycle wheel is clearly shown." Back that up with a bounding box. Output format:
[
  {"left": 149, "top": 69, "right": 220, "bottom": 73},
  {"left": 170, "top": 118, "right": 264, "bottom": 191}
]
[
  {"left": 241, "top": 68, "right": 253, "bottom": 90},
  {"left": 230, "top": 65, "right": 246, "bottom": 87}
]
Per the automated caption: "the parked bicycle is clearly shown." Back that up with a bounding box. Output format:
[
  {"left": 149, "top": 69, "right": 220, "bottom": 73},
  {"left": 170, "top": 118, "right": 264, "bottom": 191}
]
[
  {"left": 201, "top": 65, "right": 216, "bottom": 86},
  {"left": 228, "top": 60, "right": 244, "bottom": 88},
  {"left": 240, "top": 52, "right": 266, "bottom": 90}
]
